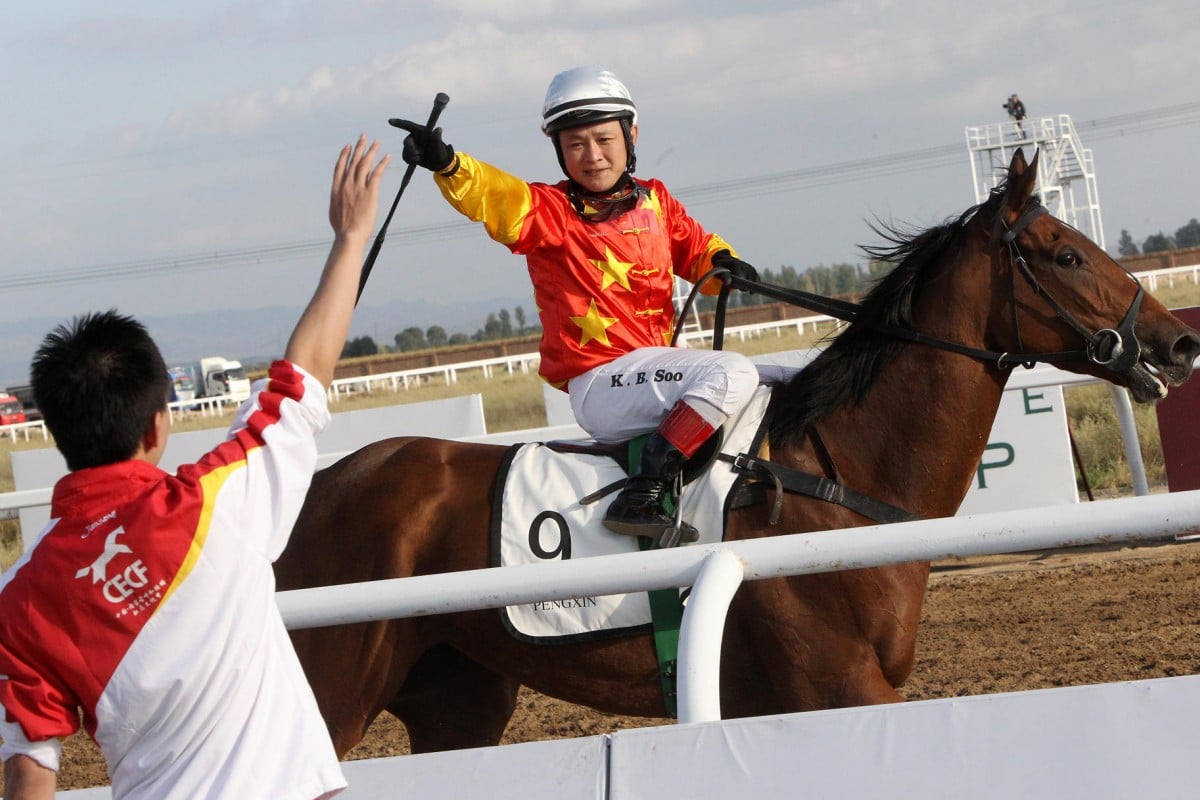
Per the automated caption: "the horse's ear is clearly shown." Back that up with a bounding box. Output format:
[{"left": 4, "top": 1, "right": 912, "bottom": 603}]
[{"left": 1003, "top": 148, "right": 1039, "bottom": 219}]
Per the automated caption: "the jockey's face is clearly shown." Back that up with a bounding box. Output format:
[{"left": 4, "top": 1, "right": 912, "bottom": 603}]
[{"left": 558, "top": 119, "right": 637, "bottom": 193}]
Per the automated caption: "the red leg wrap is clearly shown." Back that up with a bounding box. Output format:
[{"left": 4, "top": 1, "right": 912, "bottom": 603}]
[{"left": 657, "top": 402, "right": 716, "bottom": 457}]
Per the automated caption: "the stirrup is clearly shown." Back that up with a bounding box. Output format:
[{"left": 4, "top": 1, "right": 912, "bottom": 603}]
[
  {"left": 605, "top": 515, "right": 699, "bottom": 547},
  {"left": 656, "top": 520, "right": 699, "bottom": 549}
]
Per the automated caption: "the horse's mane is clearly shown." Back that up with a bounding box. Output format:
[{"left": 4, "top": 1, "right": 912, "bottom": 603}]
[{"left": 767, "top": 185, "right": 1011, "bottom": 448}]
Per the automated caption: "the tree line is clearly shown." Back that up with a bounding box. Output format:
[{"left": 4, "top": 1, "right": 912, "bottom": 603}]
[
  {"left": 341, "top": 306, "right": 542, "bottom": 358},
  {"left": 1116, "top": 218, "right": 1200, "bottom": 256}
]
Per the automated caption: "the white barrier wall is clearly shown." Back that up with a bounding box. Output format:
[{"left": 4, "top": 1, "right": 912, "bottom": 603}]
[
  {"left": 58, "top": 674, "right": 1200, "bottom": 799},
  {"left": 542, "top": 382, "right": 576, "bottom": 427},
  {"left": 58, "top": 735, "right": 608, "bottom": 799},
  {"left": 606, "top": 675, "right": 1200, "bottom": 799},
  {"left": 11, "top": 394, "right": 486, "bottom": 550}
]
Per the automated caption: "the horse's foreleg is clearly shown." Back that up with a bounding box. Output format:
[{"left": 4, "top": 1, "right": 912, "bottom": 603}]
[
  {"left": 389, "top": 645, "right": 520, "bottom": 753},
  {"left": 835, "top": 662, "right": 907, "bottom": 706},
  {"left": 291, "top": 620, "right": 419, "bottom": 757},
  {"left": 721, "top": 574, "right": 915, "bottom": 717}
]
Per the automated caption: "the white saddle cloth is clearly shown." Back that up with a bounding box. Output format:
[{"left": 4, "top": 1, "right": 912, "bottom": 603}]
[{"left": 495, "top": 385, "right": 772, "bottom": 641}]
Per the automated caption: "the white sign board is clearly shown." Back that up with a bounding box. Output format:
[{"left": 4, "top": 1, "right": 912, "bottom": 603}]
[{"left": 958, "top": 384, "right": 1078, "bottom": 515}]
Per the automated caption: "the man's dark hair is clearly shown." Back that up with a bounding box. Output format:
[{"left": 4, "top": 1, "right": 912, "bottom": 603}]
[{"left": 31, "top": 310, "right": 171, "bottom": 470}]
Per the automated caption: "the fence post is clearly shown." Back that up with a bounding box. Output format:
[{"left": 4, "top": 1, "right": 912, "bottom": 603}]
[{"left": 677, "top": 548, "right": 745, "bottom": 724}]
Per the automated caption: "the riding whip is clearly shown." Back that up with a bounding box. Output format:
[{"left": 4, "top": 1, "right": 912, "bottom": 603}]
[{"left": 355, "top": 91, "right": 450, "bottom": 305}]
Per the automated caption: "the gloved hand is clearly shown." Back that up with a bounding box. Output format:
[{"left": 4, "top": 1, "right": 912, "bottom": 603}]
[
  {"left": 712, "top": 250, "right": 759, "bottom": 285},
  {"left": 388, "top": 118, "right": 456, "bottom": 173}
]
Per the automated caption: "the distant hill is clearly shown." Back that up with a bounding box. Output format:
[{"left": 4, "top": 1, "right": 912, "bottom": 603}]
[{"left": 0, "top": 294, "right": 532, "bottom": 389}]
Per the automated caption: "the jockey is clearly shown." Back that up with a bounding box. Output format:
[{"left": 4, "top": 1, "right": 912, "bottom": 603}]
[{"left": 393, "top": 66, "right": 760, "bottom": 544}]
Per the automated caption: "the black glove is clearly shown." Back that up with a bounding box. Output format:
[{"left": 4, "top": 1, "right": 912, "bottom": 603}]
[
  {"left": 712, "top": 250, "right": 759, "bottom": 285},
  {"left": 388, "top": 118, "right": 455, "bottom": 173}
]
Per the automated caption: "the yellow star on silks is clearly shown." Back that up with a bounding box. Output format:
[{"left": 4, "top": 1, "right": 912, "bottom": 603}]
[
  {"left": 570, "top": 299, "right": 619, "bottom": 348},
  {"left": 642, "top": 190, "right": 663, "bottom": 219},
  {"left": 589, "top": 247, "right": 635, "bottom": 291}
]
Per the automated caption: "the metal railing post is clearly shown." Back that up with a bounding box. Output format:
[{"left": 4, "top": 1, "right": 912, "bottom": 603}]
[{"left": 677, "top": 548, "right": 745, "bottom": 724}]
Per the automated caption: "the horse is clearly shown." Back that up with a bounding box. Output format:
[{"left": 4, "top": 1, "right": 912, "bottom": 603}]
[{"left": 274, "top": 149, "right": 1200, "bottom": 756}]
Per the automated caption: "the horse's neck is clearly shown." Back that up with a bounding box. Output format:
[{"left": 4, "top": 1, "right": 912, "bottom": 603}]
[{"left": 807, "top": 339, "right": 1009, "bottom": 520}]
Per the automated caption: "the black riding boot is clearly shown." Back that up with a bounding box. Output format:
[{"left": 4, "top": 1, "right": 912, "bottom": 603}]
[{"left": 603, "top": 433, "right": 699, "bottom": 544}]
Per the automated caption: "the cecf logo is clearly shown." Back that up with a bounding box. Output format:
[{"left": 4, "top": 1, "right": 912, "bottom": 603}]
[
  {"left": 102, "top": 559, "right": 150, "bottom": 603},
  {"left": 76, "top": 526, "right": 151, "bottom": 603}
]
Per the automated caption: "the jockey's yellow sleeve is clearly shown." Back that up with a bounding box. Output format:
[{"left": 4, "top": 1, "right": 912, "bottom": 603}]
[{"left": 435, "top": 152, "right": 737, "bottom": 388}]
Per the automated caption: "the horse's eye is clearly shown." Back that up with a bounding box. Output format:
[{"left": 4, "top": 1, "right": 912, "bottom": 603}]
[{"left": 1056, "top": 250, "right": 1080, "bottom": 268}]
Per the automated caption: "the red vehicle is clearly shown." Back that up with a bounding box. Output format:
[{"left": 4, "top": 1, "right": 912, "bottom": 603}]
[{"left": 0, "top": 392, "right": 26, "bottom": 426}]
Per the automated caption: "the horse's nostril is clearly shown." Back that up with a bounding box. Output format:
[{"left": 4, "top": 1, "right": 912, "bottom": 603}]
[{"left": 1174, "top": 333, "right": 1200, "bottom": 365}]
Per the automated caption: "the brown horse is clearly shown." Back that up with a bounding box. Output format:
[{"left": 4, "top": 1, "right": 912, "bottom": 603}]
[{"left": 275, "top": 150, "right": 1200, "bottom": 756}]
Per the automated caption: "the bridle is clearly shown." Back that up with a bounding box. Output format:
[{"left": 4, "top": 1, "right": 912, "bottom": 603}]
[
  {"left": 687, "top": 202, "right": 1146, "bottom": 379},
  {"left": 999, "top": 203, "right": 1144, "bottom": 373}
]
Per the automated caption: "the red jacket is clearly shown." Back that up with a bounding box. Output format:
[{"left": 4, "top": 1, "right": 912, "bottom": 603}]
[{"left": 436, "top": 153, "right": 735, "bottom": 387}]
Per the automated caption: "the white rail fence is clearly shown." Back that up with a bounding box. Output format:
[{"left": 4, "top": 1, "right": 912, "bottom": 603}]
[
  {"left": 0, "top": 396, "right": 250, "bottom": 442},
  {"left": 328, "top": 352, "right": 543, "bottom": 400},
  {"left": 165, "top": 394, "right": 238, "bottom": 421},
  {"left": 0, "top": 420, "right": 48, "bottom": 441},
  {"left": 276, "top": 489, "right": 1200, "bottom": 724},
  {"left": 1137, "top": 262, "right": 1200, "bottom": 291}
]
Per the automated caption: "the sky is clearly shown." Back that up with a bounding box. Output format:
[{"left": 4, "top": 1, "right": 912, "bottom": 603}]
[{"left": 2, "top": 0, "right": 1199, "bottom": 385}]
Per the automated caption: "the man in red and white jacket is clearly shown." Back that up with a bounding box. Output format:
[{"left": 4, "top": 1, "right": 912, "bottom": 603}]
[{"left": 0, "top": 136, "right": 390, "bottom": 799}]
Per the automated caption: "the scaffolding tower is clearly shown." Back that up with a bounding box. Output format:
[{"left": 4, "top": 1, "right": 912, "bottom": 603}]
[
  {"left": 673, "top": 275, "right": 705, "bottom": 345},
  {"left": 965, "top": 114, "right": 1106, "bottom": 251}
]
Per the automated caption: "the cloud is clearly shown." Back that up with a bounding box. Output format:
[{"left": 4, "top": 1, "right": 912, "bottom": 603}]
[{"left": 5, "top": 0, "right": 1200, "bottom": 346}]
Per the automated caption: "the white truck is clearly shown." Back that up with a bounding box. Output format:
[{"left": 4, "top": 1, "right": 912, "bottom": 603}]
[{"left": 193, "top": 357, "right": 251, "bottom": 403}]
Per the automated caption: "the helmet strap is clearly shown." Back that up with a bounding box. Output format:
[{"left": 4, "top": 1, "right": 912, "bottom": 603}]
[
  {"left": 620, "top": 118, "right": 637, "bottom": 175},
  {"left": 552, "top": 134, "right": 569, "bottom": 178},
  {"left": 566, "top": 175, "right": 643, "bottom": 223}
]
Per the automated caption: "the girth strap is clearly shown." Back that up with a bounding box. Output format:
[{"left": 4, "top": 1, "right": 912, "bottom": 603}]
[
  {"left": 722, "top": 453, "right": 921, "bottom": 525},
  {"left": 640, "top": 535, "right": 684, "bottom": 719}
]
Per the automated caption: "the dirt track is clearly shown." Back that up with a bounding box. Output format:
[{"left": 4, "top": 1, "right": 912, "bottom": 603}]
[{"left": 24, "top": 540, "right": 1200, "bottom": 791}]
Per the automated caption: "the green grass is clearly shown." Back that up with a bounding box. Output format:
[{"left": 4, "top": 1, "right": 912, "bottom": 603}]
[
  {"left": 1065, "top": 384, "right": 1164, "bottom": 497},
  {"left": 0, "top": 521, "right": 18, "bottom": 570}
]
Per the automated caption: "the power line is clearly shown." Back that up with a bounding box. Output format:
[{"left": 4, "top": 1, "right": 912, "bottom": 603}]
[{"left": 4, "top": 101, "right": 1198, "bottom": 292}]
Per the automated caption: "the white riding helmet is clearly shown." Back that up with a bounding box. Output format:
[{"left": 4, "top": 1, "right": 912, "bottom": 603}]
[
  {"left": 541, "top": 66, "right": 639, "bottom": 179},
  {"left": 541, "top": 65, "right": 638, "bottom": 135}
]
